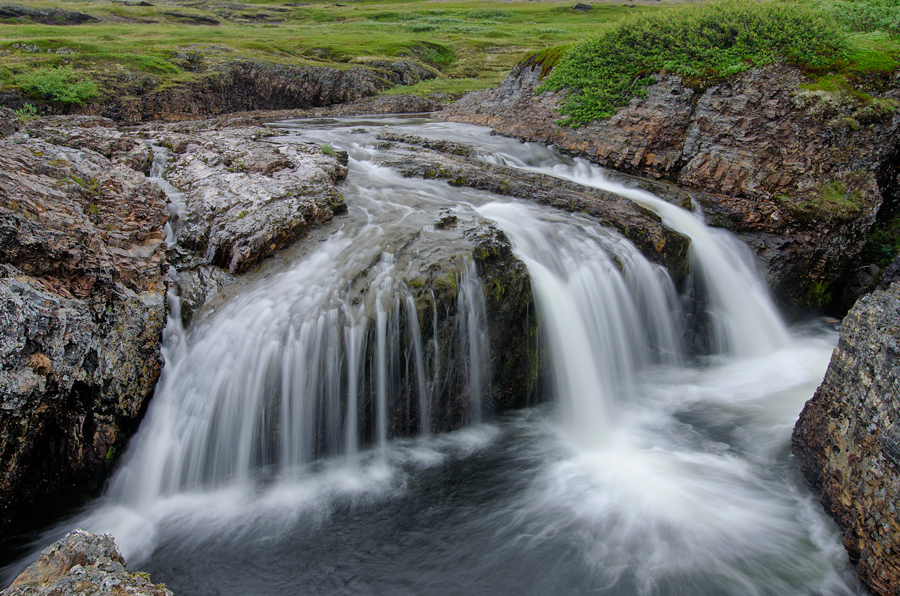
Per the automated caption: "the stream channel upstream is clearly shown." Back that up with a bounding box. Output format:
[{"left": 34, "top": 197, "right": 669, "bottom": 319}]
[{"left": 2, "top": 115, "right": 864, "bottom": 596}]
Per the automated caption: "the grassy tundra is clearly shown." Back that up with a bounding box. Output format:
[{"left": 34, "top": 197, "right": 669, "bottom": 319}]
[{"left": 0, "top": 0, "right": 670, "bottom": 105}]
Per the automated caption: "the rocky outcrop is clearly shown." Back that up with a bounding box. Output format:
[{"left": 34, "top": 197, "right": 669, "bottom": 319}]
[
  {"left": 0, "top": 111, "right": 168, "bottom": 525},
  {"left": 443, "top": 58, "right": 900, "bottom": 314},
  {"left": 793, "top": 282, "right": 900, "bottom": 596},
  {"left": 0, "top": 3, "right": 99, "bottom": 25},
  {"left": 1, "top": 530, "right": 170, "bottom": 596},
  {"left": 138, "top": 118, "right": 349, "bottom": 325},
  {"left": 373, "top": 132, "right": 692, "bottom": 283},
  {"left": 87, "top": 61, "right": 438, "bottom": 124}
]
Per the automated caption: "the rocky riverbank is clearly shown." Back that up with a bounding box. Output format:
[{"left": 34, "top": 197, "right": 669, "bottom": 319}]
[
  {"left": 442, "top": 57, "right": 900, "bottom": 315},
  {"left": 793, "top": 282, "right": 900, "bottom": 596},
  {"left": 0, "top": 110, "right": 168, "bottom": 526}
]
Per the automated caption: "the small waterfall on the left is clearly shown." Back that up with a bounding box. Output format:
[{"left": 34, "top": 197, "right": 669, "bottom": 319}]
[{"left": 5, "top": 138, "right": 497, "bottom": 566}]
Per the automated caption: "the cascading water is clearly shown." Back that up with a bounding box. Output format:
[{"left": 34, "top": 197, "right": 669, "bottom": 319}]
[
  {"left": 1, "top": 116, "right": 863, "bottom": 596},
  {"left": 478, "top": 202, "right": 683, "bottom": 449}
]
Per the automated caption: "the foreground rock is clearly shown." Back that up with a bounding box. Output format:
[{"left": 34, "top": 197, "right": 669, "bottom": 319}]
[
  {"left": 1, "top": 530, "right": 170, "bottom": 596},
  {"left": 0, "top": 110, "right": 167, "bottom": 525},
  {"left": 444, "top": 59, "right": 900, "bottom": 314},
  {"left": 793, "top": 283, "right": 900, "bottom": 595}
]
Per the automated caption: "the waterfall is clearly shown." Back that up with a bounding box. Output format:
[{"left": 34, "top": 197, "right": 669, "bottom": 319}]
[
  {"left": 479, "top": 202, "right": 683, "bottom": 449},
  {"left": 482, "top": 152, "right": 792, "bottom": 358},
  {"left": 106, "top": 191, "right": 492, "bottom": 509},
  {"left": 2, "top": 117, "right": 858, "bottom": 596}
]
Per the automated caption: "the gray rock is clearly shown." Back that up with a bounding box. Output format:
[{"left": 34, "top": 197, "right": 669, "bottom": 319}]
[
  {"left": 1, "top": 530, "right": 171, "bottom": 596},
  {"left": 0, "top": 120, "right": 168, "bottom": 525}
]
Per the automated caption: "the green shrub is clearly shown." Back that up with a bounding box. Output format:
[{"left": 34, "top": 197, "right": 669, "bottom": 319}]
[
  {"left": 820, "top": 0, "right": 900, "bottom": 34},
  {"left": 13, "top": 103, "right": 38, "bottom": 120},
  {"left": 14, "top": 66, "right": 99, "bottom": 105},
  {"left": 540, "top": 0, "right": 849, "bottom": 125}
]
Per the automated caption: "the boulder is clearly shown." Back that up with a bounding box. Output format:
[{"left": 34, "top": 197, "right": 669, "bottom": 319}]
[{"left": 1, "top": 530, "right": 170, "bottom": 596}]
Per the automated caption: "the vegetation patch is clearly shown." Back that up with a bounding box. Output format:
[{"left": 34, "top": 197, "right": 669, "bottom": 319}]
[
  {"left": 14, "top": 65, "right": 98, "bottom": 105},
  {"left": 0, "top": 0, "right": 665, "bottom": 107},
  {"left": 779, "top": 180, "right": 864, "bottom": 223},
  {"left": 540, "top": 0, "right": 849, "bottom": 125}
]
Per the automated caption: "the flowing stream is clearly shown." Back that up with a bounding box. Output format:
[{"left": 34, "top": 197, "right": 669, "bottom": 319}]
[{"left": 2, "top": 117, "right": 862, "bottom": 595}]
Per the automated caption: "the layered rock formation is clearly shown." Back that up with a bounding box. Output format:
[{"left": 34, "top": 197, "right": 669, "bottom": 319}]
[
  {"left": 793, "top": 282, "right": 900, "bottom": 596},
  {"left": 374, "top": 132, "right": 691, "bottom": 283},
  {"left": 0, "top": 110, "right": 168, "bottom": 525},
  {"left": 1, "top": 530, "right": 170, "bottom": 596},
  {"left": 138, "top": 117, "right": 350, "bottom": 326},
  {"left": 92, "top": 61, "right": 438, "bottom": 124},
  {"left": 443, "top": 58, "right": 900, "bottom": 314}
]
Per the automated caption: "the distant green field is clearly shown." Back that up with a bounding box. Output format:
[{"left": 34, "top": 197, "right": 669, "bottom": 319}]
[{"left": 0, "top": 0, "right": 674, "bottom": 103}]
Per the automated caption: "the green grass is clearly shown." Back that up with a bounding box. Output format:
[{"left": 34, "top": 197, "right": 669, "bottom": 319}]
[
  {"left": 540, "top": 0, "right": 850, "bottom": 125},
  {"left": 0, "top": 0, "right": 669, "bottom": 105}
]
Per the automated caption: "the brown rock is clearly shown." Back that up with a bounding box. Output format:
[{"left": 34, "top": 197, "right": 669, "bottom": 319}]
[
  {"left": 2, "top": 530, "right": 171, "bottom": 596},
  {"left": 793, "top": 282, "right": 900, "bottom": 595}
]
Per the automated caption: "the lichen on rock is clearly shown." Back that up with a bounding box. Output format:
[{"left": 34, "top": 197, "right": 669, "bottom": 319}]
[
  {"left": 1, "top": 529, "right": 171, "bottom": 596},
  {"left": 0, "top": 110, "right": 168, "bottom": 526}
]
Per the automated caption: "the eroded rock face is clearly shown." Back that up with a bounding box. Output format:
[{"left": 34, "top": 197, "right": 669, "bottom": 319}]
[
  {"left": 1, "top": 530, "right": 170, "bottom": 596},
  {"left": 98, "top": 62, "right": 421, "bottom": 124},
  {"left": 443, "top": 60, "right": 900, "bottom": 313},
  {"left": 793, "top": 283, "right": 900, "bottom": 595},
  {"left": 0, "top": 112, "right": 168, "bottom": 524}
]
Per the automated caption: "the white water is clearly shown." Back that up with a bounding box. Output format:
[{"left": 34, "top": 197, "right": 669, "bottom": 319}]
[
  {"left": 1, "top": 117, "right": 861, "bottom": 596},
  {"left": 478, "top": 202, "right": 683, "bottom": 449}
]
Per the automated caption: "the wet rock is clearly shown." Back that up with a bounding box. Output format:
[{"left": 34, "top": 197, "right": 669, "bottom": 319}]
[
  {"left": 0, "top": 120, "right": 168, "bottom": 525},
  {"left": 375, "top": 135, "right": 691, "bottom": 283},
  {"left": 443, "top": 60, "right": 900, "bottom": 314},
  {"left": 342, "top": 208, "right": 539, "bottom": 434},
  {"left": 793, "top": 282, "right": 900, "bottom": 596},
  {"left": 138, "top": 120, "right": 349, "bottom": 324},
  {"left": 1, "top": 530, "right": 171, "bottom": 596}
]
